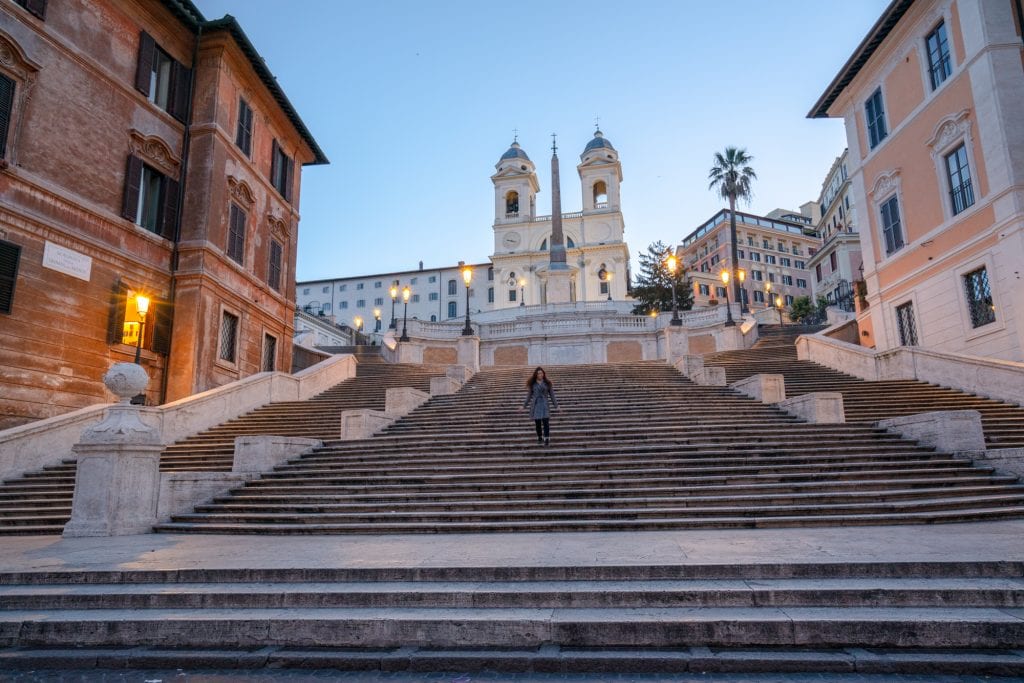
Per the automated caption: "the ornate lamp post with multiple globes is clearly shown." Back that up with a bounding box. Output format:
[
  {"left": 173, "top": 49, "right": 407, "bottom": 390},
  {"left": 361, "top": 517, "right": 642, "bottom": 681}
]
[
  {"left": 132, "top": 294, "right": 150, "bottom": 365},
  {"left": 399, "top": 286, "right": 411, "bottom": 342},
  {"left": 720, "top": 269, "right": 735, "bottom": 326},
  {"left": 664, "top": 255, "right": 682, "bottom": 326},
  {"left": 388, "top": 284, "right": 398, "bottom": 329},
  {"left": 461, "top": 265, "right": 474, "bottom": 336}
]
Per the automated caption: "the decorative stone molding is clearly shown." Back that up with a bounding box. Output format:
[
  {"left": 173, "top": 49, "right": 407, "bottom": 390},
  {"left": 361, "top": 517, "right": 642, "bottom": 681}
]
[
  {"left": 267, "top": 213, "right": 289, "bottom": 239},
  {"left": 128, "top": 130, "right": 181, "bottom": 177},
  {"left": 926, "top": 109, "right": 972, "bottom": 151},
  {"left": 869, "top": 169, "right": 901, "bottom": 199},
  {"left": 0, "top": 31, "right": 40, "bottom": 169},
  {"left": 0, "top": 32, "right": 40, "bottom": 81},
  {"left": 227, "top": 175, "right": 256, "bottom": 207}
]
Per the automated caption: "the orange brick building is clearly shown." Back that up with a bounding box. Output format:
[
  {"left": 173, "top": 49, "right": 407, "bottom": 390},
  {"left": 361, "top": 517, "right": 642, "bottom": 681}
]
[{"left": 0, "top": 0, "right": 327, "bottom": 428}]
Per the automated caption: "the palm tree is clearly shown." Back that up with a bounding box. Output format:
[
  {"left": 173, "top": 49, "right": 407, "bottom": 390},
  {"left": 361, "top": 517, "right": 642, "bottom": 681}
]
[{"left": 708, "top": 147, "right": 757, "bottom": 325}]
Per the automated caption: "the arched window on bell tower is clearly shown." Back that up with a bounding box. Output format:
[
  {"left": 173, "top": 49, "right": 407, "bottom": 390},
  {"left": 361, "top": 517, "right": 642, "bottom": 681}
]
[
  {"left": 593, "top": 181, "right": 608, "bottom": 207},
  {"left": 505, "top": 190, "right": 519, "bottom": 216}
]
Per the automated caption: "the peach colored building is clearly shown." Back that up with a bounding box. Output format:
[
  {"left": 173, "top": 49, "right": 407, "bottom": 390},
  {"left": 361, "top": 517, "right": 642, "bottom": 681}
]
[
  {"left": 0, "top": 0, "right": 326, "bottom": 428},
  {"left": 810, "top": 0, "right": 1023, "bottom": 360},
  {"left": 678, "top": 209, "right": 821, "bottom": 311}
]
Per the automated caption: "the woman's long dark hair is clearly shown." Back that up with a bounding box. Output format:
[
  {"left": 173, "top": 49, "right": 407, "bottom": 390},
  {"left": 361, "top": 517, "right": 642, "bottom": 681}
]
[{"left": 527, "top": 366, "right": 552, "bottom": 389}]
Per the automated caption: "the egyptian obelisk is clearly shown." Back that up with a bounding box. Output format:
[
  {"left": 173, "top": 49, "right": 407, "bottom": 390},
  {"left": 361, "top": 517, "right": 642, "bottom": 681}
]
[{"left": 545, "top": 134, "right": 574, "bottom": 303}]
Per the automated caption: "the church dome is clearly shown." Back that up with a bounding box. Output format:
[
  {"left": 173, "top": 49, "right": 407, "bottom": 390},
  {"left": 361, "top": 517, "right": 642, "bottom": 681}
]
[
  {"left": 583, "top": 130, "right": 615, "bottom": 153},
  {"left": 500, "top": 141, "right": 530, "bottom": 161}
]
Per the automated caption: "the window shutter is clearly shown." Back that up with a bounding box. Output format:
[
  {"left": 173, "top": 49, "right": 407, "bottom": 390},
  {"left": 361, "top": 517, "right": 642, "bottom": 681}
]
[
  {"left": 135, "top": 32, "right": 156, "bottom": 96},
  {"left": 168, "top": 61, "right": 191, "bottom": 122},
  {"left": 160, "top": 176, "right": 179, "bottom": 239},
  {"left": 0, "top": 239, "right": 21, "bottom": 315},
  {"left": 121, "top": 155, "right": 144, "bottom": 222},
  {"left": 283, "top": 157, "right": 294, "bottom": 203},
  {"left": 270, "top": 139, "right": 280, "bottom": 186},
  {"left": 0, "top": 74, "right": 14, "bottom": 160},
  {"left": 22, "top": 0, "right": 47, "bottom": 19},
  {"left": 151, "top": 299, "right": 173, "bottom": 355},
  {"left": 106, "top": 280, "right": 128, "bottom": 345}
]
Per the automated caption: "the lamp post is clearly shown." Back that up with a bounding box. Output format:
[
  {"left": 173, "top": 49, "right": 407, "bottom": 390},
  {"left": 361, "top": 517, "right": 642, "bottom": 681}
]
[
  {"left": 605, "top": 272, "right": 613, "bottom": 301},
  {"left": 518, "top": 278, "right": 526, "bottom": 307},
  {"left": 737, "top": 268, "right": 748, "bottom": 314},
  {"left": 399, "top": 286, "right": 411, "bottom": 342},
  {"left": 721, "top": 269, "right": 735, "bottom": 326},
  {"left": 776, "top": 295, "right": 784, "bottom": 325},
  {"left": 353, "top": 315, "right": 363, "bottom": 345},
  {"left": 665, "top": 255, "right": 682, "bottom": 326},
  {"left": 764, "top": 281, "right": 772, "bottom": 309},
  {"left": 388, "top": 284, "right": 398, "bottom": 329},
  {"left": 373, "top": 308, "right": 381, "bottom": 333},
  {"left": 461, "top": 265, "right": 474, "bottom": 336},
  {"left": 132, "top": 294, "right": 150, "bottom": 365}
]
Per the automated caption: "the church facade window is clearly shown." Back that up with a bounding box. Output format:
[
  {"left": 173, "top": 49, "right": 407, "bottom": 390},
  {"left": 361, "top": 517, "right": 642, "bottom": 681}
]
[{"left": 505, "top": 190, "right": 519, "bottom": 216}]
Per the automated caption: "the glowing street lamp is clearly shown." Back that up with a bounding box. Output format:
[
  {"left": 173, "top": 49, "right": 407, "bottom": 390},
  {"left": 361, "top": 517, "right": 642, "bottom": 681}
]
[
  {"left": 665, "top": 254, "right": 682, "bottom": 326},
  {"left": 399, "top": 286, "right": 411, "bottom": 342},
  {"left": 776, "top": 294, "right": 785, "bottom": 325},
  {"left": 133, "top": 294, "right": 150, "bottom": 365},
  {"left": 720, "top": 269, "right": 735, "bottom": 327},
  {"left": 737, "top": 268, "right": 748, "bottom": 314},
  {"left": 461, "top": 265, "right": 474, "bottom": 336},
  {"left": 388, "top": 284, "right": 399, "bottom": 329},
  {"left": 518, "top": 278, "right": 526, "bottom": 307},
  {"left": 764, "top": 280, "right": 772, "bottom": 308},
  {"left": 353, "top": 315, "right": 363, "bottom": 345},
  {"left": 373, "top": 308, "right": 382, "bottom": 332}
]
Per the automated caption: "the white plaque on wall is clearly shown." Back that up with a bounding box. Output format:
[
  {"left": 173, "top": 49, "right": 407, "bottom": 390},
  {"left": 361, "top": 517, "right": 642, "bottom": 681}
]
[{"left": 42, "top": 241, "right": 92, "bottom": 282}]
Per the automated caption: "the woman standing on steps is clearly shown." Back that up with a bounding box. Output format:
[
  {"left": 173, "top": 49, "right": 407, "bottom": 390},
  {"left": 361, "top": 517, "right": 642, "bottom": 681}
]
[{"left": 521, "top": 367, "right": 558, "bottom": 446}]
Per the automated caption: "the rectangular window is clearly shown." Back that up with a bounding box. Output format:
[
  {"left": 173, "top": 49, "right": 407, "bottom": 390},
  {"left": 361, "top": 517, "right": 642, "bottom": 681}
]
[
  {"left": 945, "top": 144, "right": 975, "bottom": 215},
  {"left": 698, "top": 284, "right": 710, "bottom": 296},
  {"left": 374, "top": 281, "right": 382, "bottom": 288},
  {"left": 0, "top": 74, "right": 14, "bottom": 160},
  {"left": 963, "top": 267, "right": 996, "bottom": 328},
  {"left": 746, "top": 236, "right": 754, "bottom": 246},
  {"left": 753, "top": 290, "right": 765, "bottom": 303},
  {"left": 865, "top": 88, "right": 888, "bottom": 149},
  {"left": 926, "top": 21, "right": 952, "bottom": 89},
  {"left": 235, "top": 98, "right": 253, "bottom": 157},
  {"left": 710, "top": 254, "right": 720, "bottom": 266},
  {"left": 716, "top": 286, "right": 727, "bottom": 298},
  {"left": 487, "top": 267, "right": 494, "bottom": 281},
  {"left": 762, "top": 239, "right": 770, "bottom": 249},
  {"left": 302, "top": 288, "right": 309, "bottom": 295},
  {"left": 508, "top": 289, "right": 517, "bottom": 302},
  {"left": 780, "top": 257, "right": 791, "bottom": 267},
  {"left": 830, "top": 252, "right": 838, "bottom": 271},
  {"left": 796, "top": 278, "right": 808, "bottom": 289},
  {"left": 750, "top": 252, "right": 761, "bottom": 262},
  {"left": 270, "top": 139, "right": 293, "bottom": 202},
  {"left": 149, "top": 47, "right": 173, "bottom": 111},
  {"left": 751, "top": 270, "right": 763, "bottom": 281},
  {"left": 599, "top": 281, "right": 609, "bottom": 294},
  {"left": 340, "top": 301, "right": 348, "bottom": 309},
  {"left": 880, "top": 195, "right": 905, "bottom": 255},
  {"left": 782, "top": 275, "right": 793, "bottom": 286},
  {"left": 322, "top": 303, "right": 331, "bottom": 312},
  {"left": 14, "top": 0, "right": 47, "bottom": 19},
  {"left": 412, "top": 294, "right": 420, "bottom": 303},
  {"left": 777, "top": 242, "right": 785, "bottom": 252},
  {"left": 427, "top": 276, "right": 435, "bottom": 283},
  {"left": 261, "top": 333, "right": 276, "bottom": 372},
  {"left": 795, "top": 260, "right": 806, "bottom": 269},
  {"left": 447, "top": 301, "right": 457, "bottom": 318},
  {"left": 738, "top": 249, "right": 745, "bottom": 259},
  {"left": 268, "top": 240, "right": 282, "bottom": 291},
  {"left": 137, "top": 165, "right": 165, "bottom": 234},
  {"left": 134, "top": 33, "right": 189, "bottom": 121},
  {"left": 227, "top": 203, "right": 246, "bottom": 265},
  {"left": 219, "top": 311, "right": 239, "bottom": 362},
  {"left": 765, "top": 254, "right": 776, "bottom": 265},
  {"left": 784, "top": 294, "right": 794, "bottom": 305},
  {"left": 374, "top": 297, "right": 384, "bottom": 306},
  {"left": 815, "top": 263, "right": 823, "bottom": 282},
  {"left": 487, "top": 287, "right": 494, "bottom": 303},
  {"left": 356, "top": 283, "right": 364, "bottom": 290},
  {"left": 428, "top": 292, "right": 439, "bottom": 301},
  {"left": 322, "top": 286, "right": 329, "bottom": 293},
  {"left": 339, "top": 284, "right": 347, "bottom": 291},
  {"left": 356, "top": 299, "right": 365, "bottom": 308},
  {"left": 895, "top": 301, "right": 918, "bottom": 346},
  {"left": 0, "top": 239, "right": 20, "bottom": 314},
  {"left": 448, "top": 279, "right": 457, "bottom": 296},
  {"left": 768, "top": 273, "right": 776, "bottom": 283}
]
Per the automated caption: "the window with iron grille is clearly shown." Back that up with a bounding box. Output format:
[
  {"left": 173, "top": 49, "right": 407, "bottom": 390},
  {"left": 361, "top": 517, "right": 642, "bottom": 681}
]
[
  {"left": 880, "top": 196, "right": 904, "bottom": 255},
  {"left": 227, "top": 203, "right": 246, "bottom": 264},
  {"left": 945, "top": 144, "right": 974, "bottom": 216},
  {"left": 926, "top": 21, "right": 952, "bottom": 90},
  {"left": 963, "top": 267, "right": 995, "bottom": 328},
  {"left": 219, "top": 311, "right": 239, "bottom": 362},
  {"left": 235, "top": 98, "right": 253, "bottom": 157},
  {"left": 268, "top": 240, "right": 282, "bottom": 291},
  {"left": 865, "top": 88, "right": 888, "bottom": 149},
  {"left": 895, "top": 302, "right": 918, "bottom": 346},
  {"left": 261, "top": 333, "right": 276, "bottom": 372}
]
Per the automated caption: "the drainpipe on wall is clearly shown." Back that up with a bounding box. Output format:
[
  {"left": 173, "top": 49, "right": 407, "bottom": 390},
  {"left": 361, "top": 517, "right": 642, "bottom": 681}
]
[{"left": 158, "top": 22, "right": 202, "bottom": 405}]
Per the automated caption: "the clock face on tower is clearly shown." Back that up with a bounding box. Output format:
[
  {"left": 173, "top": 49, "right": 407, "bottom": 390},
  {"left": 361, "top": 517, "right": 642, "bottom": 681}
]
[{"left": 502, "top": 232, "right": 522, "bottom": 249}]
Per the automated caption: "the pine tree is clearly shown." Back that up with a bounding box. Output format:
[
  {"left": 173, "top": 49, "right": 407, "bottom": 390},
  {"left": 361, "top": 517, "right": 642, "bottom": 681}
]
[{"left": 630, "top": 241, "right": 693, "bottom": 315}]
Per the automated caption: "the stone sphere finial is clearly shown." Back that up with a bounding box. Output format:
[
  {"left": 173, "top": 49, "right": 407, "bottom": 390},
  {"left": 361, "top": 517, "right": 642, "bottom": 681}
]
[{"left": 104, "top": 362, "right": 150, "bottom": 402}]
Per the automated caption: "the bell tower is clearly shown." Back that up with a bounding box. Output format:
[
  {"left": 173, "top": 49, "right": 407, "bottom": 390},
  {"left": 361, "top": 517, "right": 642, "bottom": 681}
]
[
  {"left": 491, "top": 138, "right": 539, "bottom": 224},
  {"left": 577, "top": 129, "right": 622, "bottom": 212}
]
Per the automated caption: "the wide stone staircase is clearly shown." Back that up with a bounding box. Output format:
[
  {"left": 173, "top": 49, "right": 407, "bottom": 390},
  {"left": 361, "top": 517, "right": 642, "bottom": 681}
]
[
  {"left": 1, "top": 560, "right": 1023, "bottom": 675},
  {"left": 0, "top": 358, "right": 443, "bottom": 536},
  {"left": 706, "top": 325, "right": 1024, "bottom": 449},
  {"left": 154, "top": 360, "right": 1024, "bottom": 534}
]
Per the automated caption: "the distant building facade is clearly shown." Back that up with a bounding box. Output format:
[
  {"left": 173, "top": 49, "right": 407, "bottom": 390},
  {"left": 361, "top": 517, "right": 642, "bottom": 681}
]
[
  {"left": 810, "top": 0, "right": 1024, "bottom": 360},
  {"left": 808, "top": 149, "right": 862, "bottom": 310},
  {"left": 0, "top": 0, "right": 326, "bottom": 428},
  {"left": 678, "top": 210, "right": 821, "bottom": 310}
]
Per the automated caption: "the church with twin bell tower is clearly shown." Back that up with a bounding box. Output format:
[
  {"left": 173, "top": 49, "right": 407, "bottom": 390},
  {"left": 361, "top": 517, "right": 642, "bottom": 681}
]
[{"left": 489, "top": 130, "right": 631, "bottom": 309}]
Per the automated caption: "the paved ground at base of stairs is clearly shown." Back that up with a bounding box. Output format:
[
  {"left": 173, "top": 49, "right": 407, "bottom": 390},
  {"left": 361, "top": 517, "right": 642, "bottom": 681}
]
[
  {"left": 2, "top": 520, "right": 1024, "bottom": 574},
  {"left": 2, "top": 670, "right": 1023, "bottom": 683}
]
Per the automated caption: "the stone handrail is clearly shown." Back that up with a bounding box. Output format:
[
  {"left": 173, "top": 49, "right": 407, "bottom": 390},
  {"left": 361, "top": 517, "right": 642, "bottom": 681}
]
[
  {"left": 796, "top": 332, "right": 1024, "bottom": 407},
  {"left": 0, "top": 354, "right": 357, "bottom": 482}
]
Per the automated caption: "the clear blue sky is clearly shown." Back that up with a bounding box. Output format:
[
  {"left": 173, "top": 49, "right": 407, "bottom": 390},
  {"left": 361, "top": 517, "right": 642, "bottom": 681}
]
[{"left": 195, "top": 0, "right": 889, "bottom": 281}]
